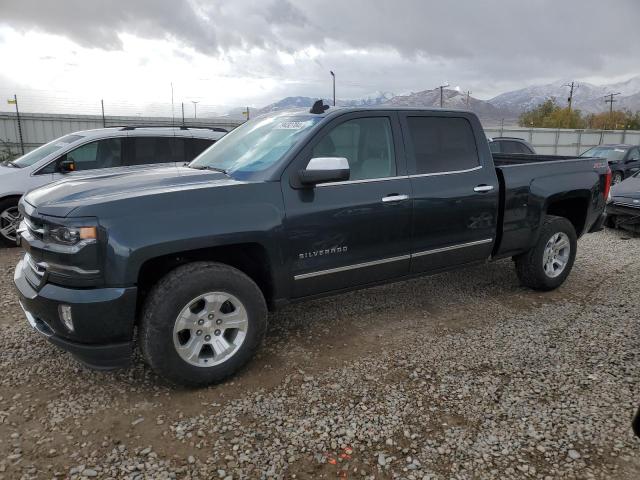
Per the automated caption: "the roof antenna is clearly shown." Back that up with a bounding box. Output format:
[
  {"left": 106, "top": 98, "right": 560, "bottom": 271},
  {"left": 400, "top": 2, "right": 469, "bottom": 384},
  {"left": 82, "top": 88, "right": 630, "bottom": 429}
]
[{"left": 309, "top": 100, "right": 329, "bottom": 114}]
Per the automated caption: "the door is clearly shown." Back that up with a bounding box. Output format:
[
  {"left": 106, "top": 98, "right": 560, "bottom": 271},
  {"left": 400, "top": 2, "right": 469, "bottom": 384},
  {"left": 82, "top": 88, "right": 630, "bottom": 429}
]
[
  {"left": 399, "top": 113, "right": 500, "bottom": 273},
  {"left": 625, "top": 147, "right": 640, "bottom": 177},
  {"left": 282, "top": 112, "right": 412, "bottom": 298}
]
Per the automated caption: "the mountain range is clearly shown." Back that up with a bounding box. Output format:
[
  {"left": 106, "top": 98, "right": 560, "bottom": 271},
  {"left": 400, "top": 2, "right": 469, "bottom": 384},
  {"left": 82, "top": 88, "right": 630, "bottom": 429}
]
[{"left": 249, "top": 76, "right": 640, "bottom": 126}]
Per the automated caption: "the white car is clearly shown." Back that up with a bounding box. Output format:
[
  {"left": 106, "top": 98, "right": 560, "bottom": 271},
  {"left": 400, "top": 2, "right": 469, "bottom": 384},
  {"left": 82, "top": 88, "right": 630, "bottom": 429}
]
[{"left": 0, "top": 126, "right": 226, "bottom": 246}]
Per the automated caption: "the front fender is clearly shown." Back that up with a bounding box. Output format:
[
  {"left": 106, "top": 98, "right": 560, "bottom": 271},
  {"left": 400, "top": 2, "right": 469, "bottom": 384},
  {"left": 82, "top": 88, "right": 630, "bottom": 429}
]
[{"left": 92, "top": 183, "right": 286, "bottom": 286}]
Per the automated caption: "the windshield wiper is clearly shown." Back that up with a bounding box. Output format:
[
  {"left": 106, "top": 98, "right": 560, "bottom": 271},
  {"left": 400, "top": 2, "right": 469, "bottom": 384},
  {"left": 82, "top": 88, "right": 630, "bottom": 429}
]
[
  {"left": 205, "top": 166, "right": 227, "bottom": 174},
  {"left": 186, "top": 164, "right": 227, "bottom": 174}
]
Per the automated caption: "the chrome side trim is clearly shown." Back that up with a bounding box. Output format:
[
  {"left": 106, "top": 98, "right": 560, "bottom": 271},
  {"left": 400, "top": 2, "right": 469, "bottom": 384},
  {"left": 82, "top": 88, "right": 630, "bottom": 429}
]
[
  {"left": 409, "top": 165, "right": 482, "bottom": 178},
  {"left": 412, "top": 238, "right": 493, "bottom": 258},
  {"left": 294, "top": 254, "right": 411, "bottom": 280},
  {"left": 316, "top": 175, "right": 408, "bottom": 187},
  {"left": 294, "top": 238, "right": 494, "bottom": 280}
]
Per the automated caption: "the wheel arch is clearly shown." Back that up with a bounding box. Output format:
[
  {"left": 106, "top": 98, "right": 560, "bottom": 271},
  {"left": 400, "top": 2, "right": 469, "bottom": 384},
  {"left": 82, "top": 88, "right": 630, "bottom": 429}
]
[
  {"left": 544, "top": 193, "right": 590, "bottom": 238},
  {"left": 135, "top": 242, "right": 277, "bottom": 317}
]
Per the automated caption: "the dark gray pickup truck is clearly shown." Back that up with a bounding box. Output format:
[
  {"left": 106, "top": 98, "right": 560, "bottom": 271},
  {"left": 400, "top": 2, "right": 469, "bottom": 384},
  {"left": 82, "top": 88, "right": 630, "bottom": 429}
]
[{"left": 14, "top": 106, "right": 611, "bottom": 386}]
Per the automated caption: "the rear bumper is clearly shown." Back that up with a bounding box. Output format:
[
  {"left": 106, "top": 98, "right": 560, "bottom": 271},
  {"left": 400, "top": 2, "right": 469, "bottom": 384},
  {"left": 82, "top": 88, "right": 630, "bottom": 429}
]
[
  {"left": 14, "top": 258, "right": 137, "bottom": 369},
  {"left": 605, "top": 203, "right": 640, "bottom": 233}
]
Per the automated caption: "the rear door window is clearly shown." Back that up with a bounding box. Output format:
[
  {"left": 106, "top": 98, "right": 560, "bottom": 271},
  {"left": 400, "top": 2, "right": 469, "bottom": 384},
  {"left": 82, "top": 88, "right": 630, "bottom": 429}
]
[
  {"left": 127, "top": 137, "right": 186, "bottom": 166},
  {"left": 405, "top": 117, "right": 480, "bottom": 174},
  {"left": 489, "top": 141, "right": 501, "bottom": 154},
  {"left": 188, "top": 138, "right": 215, "bottom": 160}
]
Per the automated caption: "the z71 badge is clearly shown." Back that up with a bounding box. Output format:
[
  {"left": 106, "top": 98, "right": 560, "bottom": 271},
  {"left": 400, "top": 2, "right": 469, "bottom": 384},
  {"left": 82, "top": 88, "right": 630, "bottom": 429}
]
[{"left": 299, "top": 246, "right": 348, "bottom": 259}]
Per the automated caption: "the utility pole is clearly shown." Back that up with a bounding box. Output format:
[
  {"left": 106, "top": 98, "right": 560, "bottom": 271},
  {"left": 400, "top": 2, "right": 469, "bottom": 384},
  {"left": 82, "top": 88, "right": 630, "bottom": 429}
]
[
  {"left": 604, "top": 92, "right": 620, "bottom": 128},
  {"left": 242, "top": 107, "right": 250, "bottom": 122},
  {"left": 170, "top": 82, "right": 175, "bottom": 126},
  {"left": 191, "top": 101, "right": 199, "bottom": 119},
  {"left": 465, "top": 90, "right": 472, "bottom": 107},
  {"left": 563, "top": 81, "right": 578, "bottom": 114},
  {"left": 181, "top": 102, "right": 185, "bottom": 126},
  {"left": 330, "top": 71, "right": 336, "bottom": 106},
  {"left": 101, "top": 99, "right": 106, "bottom": 127},
  {"left": 438, "top": 83, "right": 449, "bottom": 108},
  {"left": 7, "top": 95, "right": 24, "bottom": 155}
]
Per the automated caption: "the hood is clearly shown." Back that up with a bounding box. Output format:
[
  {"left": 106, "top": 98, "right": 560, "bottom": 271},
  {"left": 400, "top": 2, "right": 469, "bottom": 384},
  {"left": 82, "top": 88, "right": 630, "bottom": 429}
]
[
  {"left": 611, "top": 175, "right": 640, "bottom": 200},
  {"left": 24, "top": 166, "right": 243, "bottom": 217}
]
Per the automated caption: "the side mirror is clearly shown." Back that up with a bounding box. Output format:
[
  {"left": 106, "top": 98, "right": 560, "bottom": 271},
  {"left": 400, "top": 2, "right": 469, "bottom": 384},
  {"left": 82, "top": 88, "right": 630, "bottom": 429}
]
[
  {"left": 59, "top": 158, "right": 77, "bottom": 173},
  {"left": 298, "top": 157, "right": 350, "bottom": 186}
]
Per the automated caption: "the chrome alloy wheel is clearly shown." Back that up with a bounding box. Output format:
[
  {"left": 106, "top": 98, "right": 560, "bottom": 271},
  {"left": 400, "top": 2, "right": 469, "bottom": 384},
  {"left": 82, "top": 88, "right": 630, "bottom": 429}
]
[
  {"left": 172, "top": 292, "right": 248, "bottom": 367},
  {"left": 542, "top": 232, "right": 570, "bottom": 278},
  {"left": 0, "top": 206, "right": 20, "bottom": 243}
]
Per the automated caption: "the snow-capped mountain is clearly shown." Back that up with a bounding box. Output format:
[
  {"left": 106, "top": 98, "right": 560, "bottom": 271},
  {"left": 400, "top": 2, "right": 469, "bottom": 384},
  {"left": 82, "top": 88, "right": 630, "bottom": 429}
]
[
  {"left": 489, "top": 76, "right": 640, "bottom": 114},
  {"left": 256, "top": 92, "right": 394, "bottom": 115},
  {"left": 382, "top": 88, "right": 506, "bottom": 122},
  {"left": 250, "top": 76, "right": 640, "bottom": 124}
]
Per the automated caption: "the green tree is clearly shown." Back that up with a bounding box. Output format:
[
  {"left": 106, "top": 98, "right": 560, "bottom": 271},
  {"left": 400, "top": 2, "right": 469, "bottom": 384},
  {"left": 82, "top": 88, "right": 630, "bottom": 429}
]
[
  {"left": 518, "top": 98, "right": 560, "bottom": 127},
  {"left": 518, "top": 98, "right": 587, "bottom": 128},
  {"left": 585, "top": 110, "right": 640, "bottom": 130}
]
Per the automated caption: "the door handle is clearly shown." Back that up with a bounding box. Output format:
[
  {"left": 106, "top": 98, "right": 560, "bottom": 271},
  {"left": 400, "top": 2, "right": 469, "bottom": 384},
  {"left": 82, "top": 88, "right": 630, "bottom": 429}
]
[
  {"left": 382, "top": 194, "right": 409, "bottom": 203},
  {"left": 474, "top": 185, "right": 494, "bottom": 193}
]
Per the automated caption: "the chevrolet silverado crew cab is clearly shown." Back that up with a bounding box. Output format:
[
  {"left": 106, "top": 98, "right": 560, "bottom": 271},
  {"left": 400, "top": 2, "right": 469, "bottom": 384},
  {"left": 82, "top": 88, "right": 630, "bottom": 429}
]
[{"left": 14, "top": 105, "right": 610, "bottom": 386}]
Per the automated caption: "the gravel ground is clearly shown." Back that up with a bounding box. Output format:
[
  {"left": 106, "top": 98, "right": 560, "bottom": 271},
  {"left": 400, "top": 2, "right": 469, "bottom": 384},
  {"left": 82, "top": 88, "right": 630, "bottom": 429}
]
[{"left": 0, "top": 228, "right": 639, "bottom": 479}]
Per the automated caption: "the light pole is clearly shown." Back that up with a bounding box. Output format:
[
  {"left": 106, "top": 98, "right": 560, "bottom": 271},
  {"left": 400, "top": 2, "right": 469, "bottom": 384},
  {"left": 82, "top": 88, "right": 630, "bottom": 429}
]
[
  {"left": 191, "top": 101, "right": 200, "bottom": 119},
  {"left": 438, "top": 83, "right": 449, "bottom": 108},
  {"left": 330, "top": 71, "right": 335, "bottom": 106}
]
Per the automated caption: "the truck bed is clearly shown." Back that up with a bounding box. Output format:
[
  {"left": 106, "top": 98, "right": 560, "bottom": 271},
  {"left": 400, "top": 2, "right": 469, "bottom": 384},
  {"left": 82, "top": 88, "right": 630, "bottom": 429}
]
[
  {"left": 492, "top": 153, "right": 608, "bottom": 260},
  {"left": 492, "top": 153, "right": 595, "bottom": 166}
]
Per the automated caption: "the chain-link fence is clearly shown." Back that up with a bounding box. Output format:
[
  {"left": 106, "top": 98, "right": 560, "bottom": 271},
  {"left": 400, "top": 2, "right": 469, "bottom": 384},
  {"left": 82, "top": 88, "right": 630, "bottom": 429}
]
[{"left": 0, "top": 111, "right": 244, "bottom": 158}]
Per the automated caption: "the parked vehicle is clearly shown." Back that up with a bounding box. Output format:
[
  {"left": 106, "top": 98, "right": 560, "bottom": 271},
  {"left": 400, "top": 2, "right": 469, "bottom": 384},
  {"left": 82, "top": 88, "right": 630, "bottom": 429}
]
[
  {"left": 0, "top": 126, "right": 227, "bottom": 246},
  {"left": 605, "top": 170, "right": 640, "bottom": 233},
  {"left": 488, "top": 136, "right": 536, "bottom": 154},
  {"left": 580, "top": 144, "right": 640, "bottom": 185},
  {"left": 14, "top": 105, "right": 609, "bottom": 386}
]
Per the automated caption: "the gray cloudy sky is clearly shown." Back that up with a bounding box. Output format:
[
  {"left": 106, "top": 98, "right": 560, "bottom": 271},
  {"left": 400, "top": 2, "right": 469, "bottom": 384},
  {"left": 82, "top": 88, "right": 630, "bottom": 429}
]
[{"left": 1, "top": 0, "right": 639, "bottom": 114}]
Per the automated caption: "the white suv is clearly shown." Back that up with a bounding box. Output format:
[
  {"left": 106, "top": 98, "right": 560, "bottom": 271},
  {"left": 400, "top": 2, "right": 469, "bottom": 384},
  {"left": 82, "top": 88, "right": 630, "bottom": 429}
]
[{"left": 0, "top": 126, "right": 226, "bottom": 246}]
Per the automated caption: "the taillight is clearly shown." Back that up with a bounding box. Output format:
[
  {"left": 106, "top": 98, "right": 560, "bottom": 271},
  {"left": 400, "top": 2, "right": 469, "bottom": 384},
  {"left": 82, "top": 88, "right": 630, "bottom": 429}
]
[{"left": 603, "top": 167, "right": 612, "bottom": 202}]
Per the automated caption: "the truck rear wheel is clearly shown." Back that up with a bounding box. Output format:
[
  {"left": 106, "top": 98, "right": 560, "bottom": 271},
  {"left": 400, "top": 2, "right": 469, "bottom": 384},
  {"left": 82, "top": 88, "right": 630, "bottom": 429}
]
[
  {"left": 514, "top": 215, "right": 577, "bottom": 291},
  {"left": 139, "top": 262, "right": 267, "bottom": 387}
]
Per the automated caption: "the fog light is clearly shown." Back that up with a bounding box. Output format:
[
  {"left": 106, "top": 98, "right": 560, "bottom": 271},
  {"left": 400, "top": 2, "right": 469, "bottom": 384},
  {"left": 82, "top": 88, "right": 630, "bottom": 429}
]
[{"left": 58, "top": 304, "right": 74, "bottom": 332}]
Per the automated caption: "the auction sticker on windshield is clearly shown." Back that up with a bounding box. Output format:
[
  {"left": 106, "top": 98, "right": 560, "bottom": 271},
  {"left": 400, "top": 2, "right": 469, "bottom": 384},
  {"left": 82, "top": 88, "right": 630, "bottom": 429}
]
[{"left": 275, "top": 121, "right": 312, "bottom": 130}]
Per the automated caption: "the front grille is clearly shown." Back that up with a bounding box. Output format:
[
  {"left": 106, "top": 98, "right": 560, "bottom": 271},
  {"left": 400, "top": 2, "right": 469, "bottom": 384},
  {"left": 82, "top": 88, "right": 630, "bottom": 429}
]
[{"left": 24, "top": 253, "right": 46, "bottom": 289}]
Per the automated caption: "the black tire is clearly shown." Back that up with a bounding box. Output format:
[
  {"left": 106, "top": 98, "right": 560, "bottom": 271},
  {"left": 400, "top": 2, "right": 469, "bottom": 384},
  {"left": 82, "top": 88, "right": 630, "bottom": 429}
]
[
  {"left": 514, "top": 215, "right": 577, "bottom": 291},
  {"left": 139, "top": 262, "right": 267, "bottom": 387},
  {"left": 612, "top": 171, "right": 624, "bottom": 184},
  {"left": 0, "top": 197, "right": 20, "bottom": 247}
]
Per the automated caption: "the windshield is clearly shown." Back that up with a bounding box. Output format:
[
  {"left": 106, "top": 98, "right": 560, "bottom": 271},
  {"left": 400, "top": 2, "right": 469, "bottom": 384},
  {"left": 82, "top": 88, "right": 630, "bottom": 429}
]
[
  {"left": 189, "top": 114, "right": 322, "bottom": 174},
  {"left": 10, "top": 134, "right": 84, "bottom": 168},
  {"left": 581, "top": 146, "right": 627, "bottom": 161}
]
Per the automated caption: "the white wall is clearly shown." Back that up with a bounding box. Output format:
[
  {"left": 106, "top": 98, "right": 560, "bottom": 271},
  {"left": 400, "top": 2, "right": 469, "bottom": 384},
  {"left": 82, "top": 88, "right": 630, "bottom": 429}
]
[{"left": 484, "top": 126, "right": 640, "bottom": 156}]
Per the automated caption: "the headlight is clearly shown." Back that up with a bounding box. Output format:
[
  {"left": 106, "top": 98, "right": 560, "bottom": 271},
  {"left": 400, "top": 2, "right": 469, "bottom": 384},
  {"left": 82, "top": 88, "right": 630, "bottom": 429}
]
[{"left": 46, "top": 225, "right": 97, "bottom": 246}]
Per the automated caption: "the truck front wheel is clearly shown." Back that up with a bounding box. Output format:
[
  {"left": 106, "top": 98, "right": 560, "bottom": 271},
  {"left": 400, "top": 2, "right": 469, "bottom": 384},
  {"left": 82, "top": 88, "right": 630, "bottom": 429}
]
[
  {"left": 514, "top": 215, "right": 577, "bottom": 291},
  {"left": 139, "top": 262, "right": 267, "bottom": 386}
]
